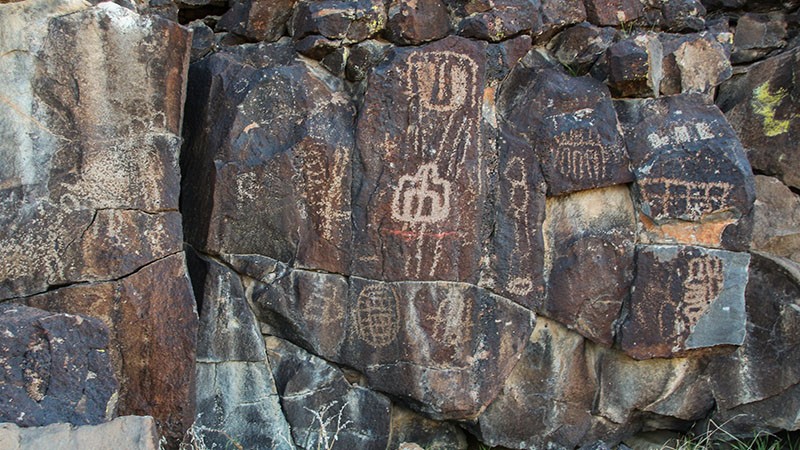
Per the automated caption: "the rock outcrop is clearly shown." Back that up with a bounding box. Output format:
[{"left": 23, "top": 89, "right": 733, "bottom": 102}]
[{"left": 3, "top": 0, "right": 800, "bottom": 448}]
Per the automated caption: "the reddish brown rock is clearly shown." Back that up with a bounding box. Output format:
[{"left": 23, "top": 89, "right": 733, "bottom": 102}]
[
  {"left": 548, "top": 22, "right": 616, "bottom": 75},
  {"left": 384, "top": 0, "right": 450, "bottom": 45},
  {"left": 535, "top": 0, "right": 587, "bottom": 42},
  {"left": 499, "top": 55, "right": 634, "bottom": 195},
  {"left": 590, "top": 32, "right": 663, "bottom": 98},
  {"left": 658, "top": 32, "right": 732, "bottom": 96},
  {"left": 217, "top": 0, "right": 297, "bottom": 42},
  {"left": 0, "top": 304, "right": 117, "bottom": 427},
  {"left": 716, "top": 47, "right": 800, "bottom": 189},
  {"left": 751, "top": 176, "right": 800, "bottom": 263},
  {"left": 619, "top": 245, "right": 749, "bottom": 359},
  {"left": 457, "top": 0, "right": 539, "bottom": 42},
  {"left": 290, "top": 0, "right": 387, "bottom": 44},
  {"left": 181, "top": 40, "right": 355, "bottom": 275},
  {"left": 731, "top": 12, "right": 787, "bottom": 64},
  {"left": 353, "top": 36, "right": 488, "bottom": 283},
  {"left": 543, "top": 186, "right": 636, "bottom": 345},
  {"left": 583, "top": 0, "right": 643, "bottom": 26},
  {"left": 616, "top": 94, "right": 755, "bottom": 251},
  {"left": 25, "top": 255, "right": 198, "bottom": 446}
]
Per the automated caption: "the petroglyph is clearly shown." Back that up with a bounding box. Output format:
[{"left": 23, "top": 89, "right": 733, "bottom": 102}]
[
  {"left": 682, "top": 255, "right": 723, "bottom": 327},
  {"left": 639, "top": 178, "right": 734, "bottom": 221},
  {"left": 647, "top": 122, "right": 716, "bottom": 149},
  {"left": 432, "top": 289, "right": 471, "bottom": 346},
  {"left": 298, "top": 145, "right": 350, "bottom": 241},
  {"left": 354, "top": 284, "right": 399, "bottom": 348},
  {"left": 392, "top": 163, "right": 452, "bottom": 224},
  {"left": 553, "top": 128, "right": 614, "bottom": 181},
  {"left": 407, "top": 51, "right": 478, "bottom": 113},
  {"left": 504, "top": 156, "right": 534, "bottom": 296}
]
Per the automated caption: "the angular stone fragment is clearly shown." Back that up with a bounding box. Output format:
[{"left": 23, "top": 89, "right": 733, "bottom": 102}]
[
  {"left": 548, "top": 22, "right": 616, "bottom": 75},
  {"left": 457, "top": 0, "right": 538, "bottom": 42},
  {"left": 385, "top": 0, "right": 450, "bottom": 45},
  {"left": 751, "top": 176, "right": 800, "bottom": 263},
  {"left": 345, "top": 39, "right": 392, "bottom": 81},
  {"left": 583, "top": 0, "right": 643, "bottom": 26},
  {"left": 658, "top": 32, "right": 732, "bottom": 96},
  {"left": 716, "top": 47, "right": 800, "bottom": 189},
  {"left": 266, "top": 336, "right": 391, "bottom": 450},
  {"left": 616, "top": 94, "right": 755, "bottom": 250},
  {"left": 619, "top": 245, "right": 749, "bottom": 359},
  {"left": 353, "top": 36, "right": 488, "bottom": 283},
  {"left": 187, "top": 19, "right": 215, "bottom": 62},
  {"left": 290, "top": 0, "right": 387, "bottom": 44},
  {"left": 182, "top": 41, "right": 355, "bottom": 275},
  {"left": 731, "top": 12, "right": 787, "bottom": 64},
  {"left": 217, "top": 0, "right": 296, "bottom": 42},
  {"left": 591, "top": 32, "right": 663, "bottom": 98},
  {"left": 471, "top": 317, "right": 597, "bottom": 449},
  {"left": 542, "top": 185, "right": 636, "bottom": 345},
  {"left": 0, "top": 416, "right": 159, "bottom": 450},
  {"left": 535, "top": 0, "right": 587, "bottom": 42},
  {"left": 388, "top": 406, "right": 468, "bottom": 450},
  {"left": 25, "top": 254, "right": 198, "bottom": 445},
  {"left": 649, "top": 0, "right": 706, "bottom": 32},
  {"left": 248, "top": 259, "right": 534, "bottom": 419},
  {"left": 500, "top": 56, "right": 633, "bottom": 195},
  {"left": 0, "top": 304, "right": 117, "bottom": 427}
]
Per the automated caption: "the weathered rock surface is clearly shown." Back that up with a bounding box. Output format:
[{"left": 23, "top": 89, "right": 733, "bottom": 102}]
[
  {"left": 455, "top": 0, "right": 538, "bottom": 42},
  {"left": 290, "top": 0, "right": 386, "bottom": 44},
  {"left": 542, "top": 185, "right": 636, "bottom": 345},
  {"left": 389, "top": 405, "right": 469, "bottom": 450},
  {"left": 658, "top": 32, "right": 732, "bottom": 96},
  {"left": 548, "top": 22, "right": 616, "bottom": 75},
  {"left": 706, "top": 253, "right": 800, "bottom": 432},
  {"left": 617, "top": 94, "right": 755, "bottom": 251},
  {"left": 731, "top": 12, "right": 787, "bottom": 64},
  {"left": 584, "top": 0, "right": 643, "bottom": 26},
  {"left": 0, "top": 304, "right": 117, "bottom": 427},
  {"left": 1, "top": 1, "right": 197, "bottom": 445},
  {"left": 266, "top": 336, "right": 391, "bottom": 450},
  {"left": 188, "top": 253, "right": 292, "bottom": 449},
  {"left": 717, "top": 47, "right": 800, "bottom": 189},
  {"left": 591, "top": 32, "right": 664, "bottom": 98},
  {"left": 0, "top": 416, "right": 159, "bottom": 450},
  {"left": 217, "top": 0, "right": 296, "bottom": 42},
  {"left": 751, "top": 176, "right": 800, "bottom": 263},
  {"left": 620, "top": 245, "right": 749, "bottom": 359},
  {"left": 384, "top": 0, "right": 450, "bottom": 45}
]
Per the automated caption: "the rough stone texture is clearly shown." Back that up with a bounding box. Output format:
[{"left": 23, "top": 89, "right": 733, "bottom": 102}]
[
  {"left": 389, "top": 406, "right": 469, "bottom": 450},
  {"left": 751, "top": 176, "right": 800, "bottom": 263},
  {"left": 617, "top": 94, "right": 755, "bottom": 251},
  {"left": 0, "top": 304, "right": 117, "bottom": 427},
  {"left": 646, "top": 0, "right": 706, "bottom": 32},
  {"left": 583, "top": 0, "right": 643, "bottom": 26},
  {"left": 472, "top": 317, "right": 597, "bottom": 449},
  {"left": 591, "top": 32, "right": 664, "bottom": 98},
  {"left": 217, "top": 0, "right": 297, "bottom": 42},
  {"left": 187, "top": 19, "right": 215, "bottom": 62},
  {"left": 0, "top": 416, "right": 159, "bottom": 450},
  {"left": 290, "top": 0, "right": 387, "bottom": 44},
  {"left": 249, "top": 261, "right": 535, "bottom": 419},
  {"left": 548, "top": 22, "right": 616, "bottom": 75},
  {"left": 181, "top": 39, "right": 355, "bottom": 275},
  {"left": 187, "top": 252, "right": 292, "bottom": 449},
  {"left": 266, "top": 336, "right": 392, "bottom": 450},
  {"left": 706, "top": 253, "right": 800, "bottom": 433},
  {"left": 345, "top": 39, "right": 392, "bottom": 81},
  {"left": 731, "top": 12, "right": 787, "bottom": 64},
  {"left": 24, "top": 254, "right": 197, "bottom": 445},
  {"left": 620, "top": 245, "right": 750, "bottom": 359},
  {"left": 456, "top": 0, "right": 538, "bottom": 42},
  {"left": 500, "top": 55, "right": 634, "bottom": 196},
  {"left": 384, "top": 0, "right": 450, "bottom": 45},
  {"left": 658, "top": 32, "right": 732, "bottom": 96},
  {"left": 542, "top": 185, "right": 636, "bottom": 345},
  {"left": 353, "top": 36, "right": 488, "bottom": 283},
  {"left": 717, "top": 47, "right": 800, "bottom": 189},
  {"left": 535, "top": 0, "right": 587, "bottom": 42},
  {"left": 0, "top": 1, "right": 197, "bottom": 445}
]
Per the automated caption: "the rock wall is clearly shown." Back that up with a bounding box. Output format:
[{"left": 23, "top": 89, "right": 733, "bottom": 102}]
[{"left": 1, "top": 0, "right": 800, "bottom": 448}]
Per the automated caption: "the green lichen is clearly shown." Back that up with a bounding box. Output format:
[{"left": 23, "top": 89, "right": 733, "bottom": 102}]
[{"left": 752, "top": 81, "right": 791, "bottom": 137}]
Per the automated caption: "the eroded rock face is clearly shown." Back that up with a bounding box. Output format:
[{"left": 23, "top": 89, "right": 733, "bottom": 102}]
[
  {"left": 0, "top": 304, "right": 117, "bottom": 427},
  {"left": 0, "top": 416, "right": 159, "bottom": 450},
  {"left": 0, "top": 1, "right": 197, "bottom": 445}
]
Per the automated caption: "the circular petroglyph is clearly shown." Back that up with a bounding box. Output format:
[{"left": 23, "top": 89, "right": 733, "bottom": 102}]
[{"left": 354, "top": 284, "right": 399, "bottom": 348}]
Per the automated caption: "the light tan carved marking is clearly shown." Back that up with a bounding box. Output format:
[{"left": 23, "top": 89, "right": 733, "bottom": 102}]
[
  {"left": 504, "top": 156, "right": 534, "bottom": 296},
  {"left": 392, "top": 163, "right": 451, "bottom": 224},
  {"left": 354, "top": 284, "right": 399, "bottom": 348},
  {"left": 554, "top": 128, "right": 610, "bottom": 181},
  {"left": 432, "top": 289, "right": 471, "bottom": 347},
  {"left": 682, "top": 255, "right": 723, "bottom": 328},
  {"left": 647, "top": 122, "right": 715, "bottom": 149},
  {"left": 639, "top": 178, "right": 733, "bottom": 221},
  {"left": 298, "top": 145, "right": 350, "bottom": 241},
  {"left": 407, "top": 51, "right": 477, "bottom": 113}
]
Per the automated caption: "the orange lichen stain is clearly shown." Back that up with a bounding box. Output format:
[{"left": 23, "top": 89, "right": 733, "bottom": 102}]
[{"left": 639, "top": 212, "right": 732, "bottom": 247}]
